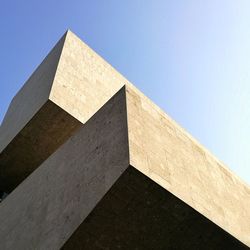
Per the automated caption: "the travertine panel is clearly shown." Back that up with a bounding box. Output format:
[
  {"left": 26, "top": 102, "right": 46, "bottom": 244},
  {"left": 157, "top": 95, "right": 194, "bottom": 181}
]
[
  {"left": 0, "top": 88, "right": 129, "bottom": 250},
  {"left": 126, "top": 85, "right": 250, "bottom": 247},
  {"left": 49, "top": 30, "right": 129, "bottom": 123}
]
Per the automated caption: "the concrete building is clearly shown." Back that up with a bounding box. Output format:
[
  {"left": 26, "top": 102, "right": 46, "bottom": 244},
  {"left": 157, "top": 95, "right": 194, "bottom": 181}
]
[{"left": 0, "top": 30, "right": 249, "bottom": 249}]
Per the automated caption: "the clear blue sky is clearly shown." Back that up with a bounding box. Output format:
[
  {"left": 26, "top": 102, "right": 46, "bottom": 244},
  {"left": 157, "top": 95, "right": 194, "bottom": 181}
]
[{"left": 0, "top": 1, "right": 249, "bottom": 184}]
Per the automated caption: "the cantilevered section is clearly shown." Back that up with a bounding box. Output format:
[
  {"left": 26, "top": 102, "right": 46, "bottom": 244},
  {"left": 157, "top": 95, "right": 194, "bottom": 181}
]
[
  {"left": 0, "top": 88, "right": 129, "bottom": 250},
  {"left": 126, "top": 85, "right": 250, "bottom": 246},
  {"left": 0, "top": 32, "right": 81, "bottom": 192},
  {"left": 0, "top": 30, "right": 126, "bottom": 192},
  {"left": 62, "top": 167, "right": 247, "bottom": 250},
  {"left": 0, "top": 30, "right": 249, "bottom": 248}
]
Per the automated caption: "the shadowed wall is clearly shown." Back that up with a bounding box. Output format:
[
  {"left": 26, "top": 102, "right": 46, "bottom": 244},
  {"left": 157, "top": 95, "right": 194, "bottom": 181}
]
[{"left": 62, "top": 167, "right": 248, "bottom": 250}]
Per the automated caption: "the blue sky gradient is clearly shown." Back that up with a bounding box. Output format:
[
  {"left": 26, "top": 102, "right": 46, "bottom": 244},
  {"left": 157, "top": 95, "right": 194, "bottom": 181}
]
[{"left": 0, "top": 1, "right": 249, "bottom": 184}]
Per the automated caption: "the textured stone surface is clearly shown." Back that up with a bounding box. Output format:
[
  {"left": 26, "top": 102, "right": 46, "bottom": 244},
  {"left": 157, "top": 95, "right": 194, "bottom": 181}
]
[
  {"left": 0, "top": 30, "right": 249, "bottom": 248},
  {"left": 0, "top": 30, "right": 127, "bottom": 192},
  {"left": 62, "top": 166, "right": 247, "bottom": 250},
  {"left": 126, "top": 85, "right": 250, "bottom": 246},
  {"left": 50, "top": 30, "right": 127, "bottom": 124},
  {"left": 0, "top": 88, "right": 129, "bottom": 250}
]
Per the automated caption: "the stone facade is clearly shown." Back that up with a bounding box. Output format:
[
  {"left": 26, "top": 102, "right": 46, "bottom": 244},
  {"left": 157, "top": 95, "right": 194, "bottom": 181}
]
[{"left": 0, "top": 30, "right": 249, "bottom": 249}]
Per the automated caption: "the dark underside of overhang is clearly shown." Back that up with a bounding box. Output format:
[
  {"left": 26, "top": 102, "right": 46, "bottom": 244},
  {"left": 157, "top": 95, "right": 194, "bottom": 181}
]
[
  {"left": 62, "top": 166, "right": 248, "bottom": 250},
  {"left": 0, "top": 100, "right": 81, "bottom": 193}
]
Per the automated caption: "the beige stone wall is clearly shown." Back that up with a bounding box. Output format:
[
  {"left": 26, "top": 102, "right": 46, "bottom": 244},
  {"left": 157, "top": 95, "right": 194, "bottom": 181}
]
[
  {"left": 50, "top": 30, "right": 128, "bottom": 123},
  {"left": 126, "top": 85, "right": 250, "bottom": 246},
  {"left": 54, "top": 30, "right": 250, "bottom": 245}
]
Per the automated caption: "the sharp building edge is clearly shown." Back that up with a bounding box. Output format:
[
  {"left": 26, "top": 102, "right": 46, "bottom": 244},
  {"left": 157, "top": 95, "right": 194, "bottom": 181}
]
[{"left": 0, "top": 30, "right": 249, "bottom": 249}]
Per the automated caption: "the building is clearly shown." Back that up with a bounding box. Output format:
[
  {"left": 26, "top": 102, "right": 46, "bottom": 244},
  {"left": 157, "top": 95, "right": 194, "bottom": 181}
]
[{"left": 0, "top": 30, "right": 249, "bottom": 249}]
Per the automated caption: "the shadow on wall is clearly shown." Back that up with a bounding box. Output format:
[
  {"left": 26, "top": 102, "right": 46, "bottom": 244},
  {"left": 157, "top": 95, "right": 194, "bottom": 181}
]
[{"left": 0, "top": 191, "right": 8, "bottom": 202}]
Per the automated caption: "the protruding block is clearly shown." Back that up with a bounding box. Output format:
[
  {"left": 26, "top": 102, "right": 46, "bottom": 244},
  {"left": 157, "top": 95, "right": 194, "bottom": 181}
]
[
  {"left": 0, "top": 88, "right": 129, "bottom": 250},
  {"left": 0, "top": 30, "right": 127, "bottom": 192}
]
